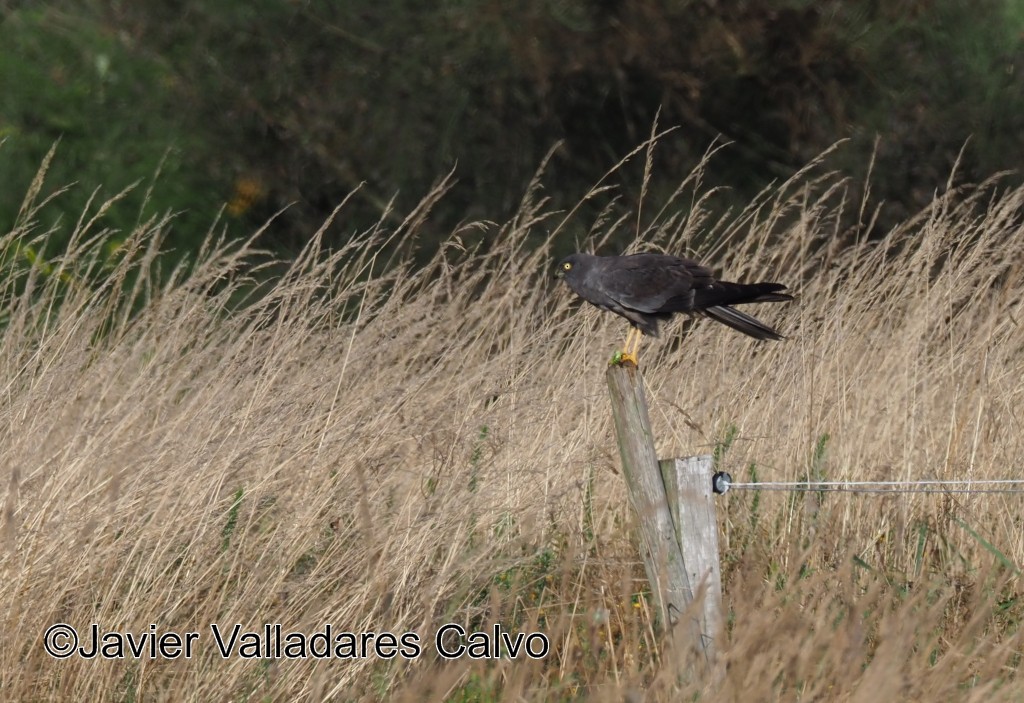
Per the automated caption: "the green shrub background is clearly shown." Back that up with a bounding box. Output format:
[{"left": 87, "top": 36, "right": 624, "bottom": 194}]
[{"left": 3, "top": 1, "right": 1024, "bottom": 260}]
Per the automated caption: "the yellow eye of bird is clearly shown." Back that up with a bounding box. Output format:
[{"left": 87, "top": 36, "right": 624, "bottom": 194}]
[{"left": 563, "top": 262, "right": 572, "bottom": 270}]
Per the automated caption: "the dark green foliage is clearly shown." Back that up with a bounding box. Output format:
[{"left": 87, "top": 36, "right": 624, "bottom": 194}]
[
  {"left": 0, "top": 8, "right": 224, "bottom": 259},
  {"left": 3, "top": 1, "right": 1024, "bottom": 261}
]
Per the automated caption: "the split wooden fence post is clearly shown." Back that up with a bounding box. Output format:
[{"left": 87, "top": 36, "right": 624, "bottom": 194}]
[{"left": 605, "top": 363, "right": 723, "bottom": 667}]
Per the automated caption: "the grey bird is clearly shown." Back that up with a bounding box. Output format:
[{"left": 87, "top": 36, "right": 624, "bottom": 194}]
[{"left": 554, "top": 252, "right": 792, "bottom": 365}]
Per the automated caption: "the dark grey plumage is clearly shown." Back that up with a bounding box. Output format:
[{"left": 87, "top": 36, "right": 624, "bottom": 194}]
[{"left": 554, "top": 252, "right": 792, "bottom": 341}]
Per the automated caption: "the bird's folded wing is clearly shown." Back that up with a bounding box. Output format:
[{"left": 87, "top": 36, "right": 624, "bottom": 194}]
[{"left": 598, "top": 257, "right": 711, "bottom": 312}]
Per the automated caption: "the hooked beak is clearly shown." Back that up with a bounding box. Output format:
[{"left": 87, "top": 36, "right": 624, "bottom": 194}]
[{"left": 554, "top": 269, "right": 564, "bottom": 280}]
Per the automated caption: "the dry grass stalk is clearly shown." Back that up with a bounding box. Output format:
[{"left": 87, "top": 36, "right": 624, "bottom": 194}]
[{"left": 1, "top": 151, "right": 1022, "bottom": 701}]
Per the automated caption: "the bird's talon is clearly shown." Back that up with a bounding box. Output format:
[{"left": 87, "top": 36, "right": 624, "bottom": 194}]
[{"left": 609, "top": 350, "right": 638, "bottom": 367}]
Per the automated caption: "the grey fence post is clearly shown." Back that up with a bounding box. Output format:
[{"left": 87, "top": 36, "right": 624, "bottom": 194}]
[{"left": 605, "top": 364, "right": 722, "bottom": 667}]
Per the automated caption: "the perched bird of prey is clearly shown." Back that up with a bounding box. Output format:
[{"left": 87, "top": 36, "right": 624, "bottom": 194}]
[{"left": 555, "top": 252, "right": 792, "bottom": 365}]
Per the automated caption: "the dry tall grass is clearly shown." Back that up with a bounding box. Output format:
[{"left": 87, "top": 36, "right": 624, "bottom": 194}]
[{"left": 2, "top": 150, "right": 1023, "bottom": 702}]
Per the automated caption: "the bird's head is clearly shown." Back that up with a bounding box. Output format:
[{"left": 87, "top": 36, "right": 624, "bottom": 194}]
[{"left": 554, "top": 253, "right": 583, "bottom": 282}]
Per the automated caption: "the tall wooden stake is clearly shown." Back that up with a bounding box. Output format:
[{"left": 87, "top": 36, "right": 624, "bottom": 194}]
[{"left": 606, "top": 363, "right": 722, "bottom": 666}]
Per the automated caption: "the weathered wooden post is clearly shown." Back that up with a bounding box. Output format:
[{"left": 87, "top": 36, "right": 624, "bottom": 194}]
[
  {"left": 606, "top": 363, "right": 722, "bottom": 666},
  {"left": 660, "top": 454, "right": 722, "bottom": 652}
]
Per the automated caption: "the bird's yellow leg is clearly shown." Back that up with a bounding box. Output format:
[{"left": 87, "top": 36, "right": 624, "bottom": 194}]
[
  {"left": 613, "top": 327, "right": 640, "bottom": 367},
  {"left": 630, "top": 330, "right": 644, "bottom": 362}
]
